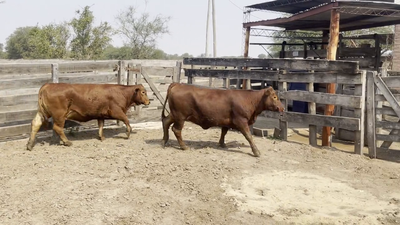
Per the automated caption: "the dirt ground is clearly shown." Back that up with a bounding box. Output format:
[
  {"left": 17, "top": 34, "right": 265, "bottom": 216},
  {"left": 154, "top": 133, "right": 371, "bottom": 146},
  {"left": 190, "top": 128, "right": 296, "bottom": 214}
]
[{"left": 1, "top": 121, "right": 400, "bottom": 225}]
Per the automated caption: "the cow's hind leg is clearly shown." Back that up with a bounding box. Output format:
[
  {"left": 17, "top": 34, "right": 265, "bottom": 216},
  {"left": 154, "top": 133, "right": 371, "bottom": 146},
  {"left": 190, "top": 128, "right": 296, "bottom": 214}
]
[
  {"left": 219, "top": 127, "right": 229, "bottom": 148},
  {"left": 172, "top": 121, "right": 188, "bottom": 150},
  {"left": 98, "top": 119, "right": 105, "bottom": 141},
  {"left": 26, "top": 112, "right": 45, "bottom": 151},
  {"left": 162, "top": 115, "right": 174, "bottom": 148},
  {"left": 53, "top": 118, "right": 72, "bottom": 147}
]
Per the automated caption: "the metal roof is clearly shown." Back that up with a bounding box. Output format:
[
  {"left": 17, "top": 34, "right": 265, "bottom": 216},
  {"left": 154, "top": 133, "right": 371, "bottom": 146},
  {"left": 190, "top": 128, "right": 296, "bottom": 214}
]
[
  {"left": 244, "top": 0, "right": 400, "bottom": 31},
  {"left": 246, "top": 0, "right": 394, "bottom": 14}
]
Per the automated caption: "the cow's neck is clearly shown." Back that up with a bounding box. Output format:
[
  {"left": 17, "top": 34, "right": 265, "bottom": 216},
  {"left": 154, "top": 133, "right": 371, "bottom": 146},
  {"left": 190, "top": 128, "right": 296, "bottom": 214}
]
[{"left": 249, "top": 90, "right": 266, "bottom": 122}]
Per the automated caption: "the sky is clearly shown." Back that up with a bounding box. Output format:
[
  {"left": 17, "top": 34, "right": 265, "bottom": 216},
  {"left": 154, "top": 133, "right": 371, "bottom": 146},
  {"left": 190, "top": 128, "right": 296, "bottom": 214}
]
[{"left": 0, "top": 0, "right": 283, "bottom": 58}]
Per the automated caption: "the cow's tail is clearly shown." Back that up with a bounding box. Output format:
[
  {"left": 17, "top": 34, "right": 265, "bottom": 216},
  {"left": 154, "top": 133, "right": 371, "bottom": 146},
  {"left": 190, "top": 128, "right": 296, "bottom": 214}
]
[
  {"left": 37, "top": 85, "right": 51, "bottom": 128},
  {"left": 161, "top": 83, "right": 177, "bottom": 119}
]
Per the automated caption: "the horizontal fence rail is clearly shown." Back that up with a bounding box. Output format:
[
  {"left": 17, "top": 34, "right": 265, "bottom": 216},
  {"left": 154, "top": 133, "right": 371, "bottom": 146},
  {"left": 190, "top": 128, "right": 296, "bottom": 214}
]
[{"left": 0, "top": 60, "right": 182, "bottom": 140}]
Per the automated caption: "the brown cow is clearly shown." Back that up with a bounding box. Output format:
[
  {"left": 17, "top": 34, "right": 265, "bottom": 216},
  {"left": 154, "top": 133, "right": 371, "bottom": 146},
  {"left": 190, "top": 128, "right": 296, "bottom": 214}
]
[
  {"left": 161, "top": 83, "right": 284, "bottom": 157},
  {"left": 26, "top": 83, "right": 150, "bottom": 150}
]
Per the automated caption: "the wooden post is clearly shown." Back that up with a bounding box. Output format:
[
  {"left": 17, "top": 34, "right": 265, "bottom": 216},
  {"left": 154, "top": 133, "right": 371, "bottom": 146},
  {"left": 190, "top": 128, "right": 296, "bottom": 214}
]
[
  {"left": 127, "top": 63, "right": 134, "bottom": 85},
  {"left": 279, "top": 70, "right": 288, "bottom": 140},
  {"left": 366, "top": 71, "right": 377, "bottom": 158},
  {"left": 188, "top": 64, "right": 194, "bottom": 84},
  {"left": 117, "top": 60, "right": 124, "bottom": 126},
  {"left": 242, "top": 27, "right": 251, "bottom": 90},
  {"left": 322, "top": 9, "right": 340, "bottom": 147},
  {"left": 173, "top": 61, "right": 182, "bottom": 83},
  {"left": 353, "top": 70, "right": 366, "bottom": 154},
  {"left": 117, "top": 60, "right": 124, "bottom": 85},
  {"left": 51, "top": 63, "right": 59, "bottom": 83},
  {"left": 308, "top": 76, "right": 317, "bottom": 146},
  {"left": 135, "top": 64, "right": 142, "bottom": 115},
  {"left": 374, "top": 34, "right": 381, "bottom": 70}
]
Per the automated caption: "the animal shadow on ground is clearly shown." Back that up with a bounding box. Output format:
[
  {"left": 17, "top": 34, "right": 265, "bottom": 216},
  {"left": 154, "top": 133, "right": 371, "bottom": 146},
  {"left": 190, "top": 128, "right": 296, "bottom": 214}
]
[
  {"left": 34, "top": 127, "right": 133, "bottom": 147},
  {"left": 145, "top": 138, "right": 254, "bottom": 156}
]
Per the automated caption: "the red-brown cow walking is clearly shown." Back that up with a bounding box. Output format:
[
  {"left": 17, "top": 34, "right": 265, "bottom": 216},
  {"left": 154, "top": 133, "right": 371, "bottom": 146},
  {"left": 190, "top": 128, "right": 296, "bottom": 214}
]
[
  {"left": 161, "top": 83, "right": 284, "bottom": 157},
  {"left": 27, "top": 83, "right": 150, "bottom": 150}
]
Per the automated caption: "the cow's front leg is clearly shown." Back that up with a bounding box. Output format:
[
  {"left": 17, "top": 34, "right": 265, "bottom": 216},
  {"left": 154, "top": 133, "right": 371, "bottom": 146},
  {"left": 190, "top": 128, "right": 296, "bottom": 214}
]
[
  {"left": 27, "top": 112, "right": 45, "bottom": 151},
  {"left": 53, "top": 118, "right": 72, "bottom": 147},
  {"left": 172, "top": 121, "right": 188, "bottom": 150},
  {"left": 162, "top": 114, "right": 174, "bottom": 148},
  {"left": 235, "top": 121, "right": 260, "bottom": 157},
  {"left": 219, "top": 127, "right": 229, "bottom": 148},
  {"left": 98, "top": 119, "right": 105, "bottom": 141},
  {"left": 110, "top": 109, "right": 132, "bottom": 139}
]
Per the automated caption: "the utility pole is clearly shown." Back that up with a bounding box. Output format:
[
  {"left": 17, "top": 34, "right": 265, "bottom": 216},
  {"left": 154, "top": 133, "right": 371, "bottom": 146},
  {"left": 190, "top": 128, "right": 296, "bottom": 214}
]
[
  {"left": 205, "top": 0, "right": 217, "bottom": 86},
  {"left": 205, "top": 0, "right": 211, "bottom": 58}
]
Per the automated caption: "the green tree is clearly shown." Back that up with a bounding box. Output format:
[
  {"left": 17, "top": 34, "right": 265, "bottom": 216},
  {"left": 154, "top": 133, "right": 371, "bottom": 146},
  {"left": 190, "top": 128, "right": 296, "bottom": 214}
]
[
  {"left": 101, "top": 45, "right": 133, "bottom": 59},
  {"left": 70, "top": 6, "right": 113, "bottom": 59},
  {"left": 24, "top": 23, "right": 70, "bottom": 59},
  {"left": 258, "top": 53, "right": 267, "bottom": 58},
  {"left": 5, "top": 26, "right": 33, "bottom": 59},
  {"left": 115, "top": 5, "right": 170, "bottom": 59},
  {"left": 0, "top": 43, "right": 6, "bottom": 59}
]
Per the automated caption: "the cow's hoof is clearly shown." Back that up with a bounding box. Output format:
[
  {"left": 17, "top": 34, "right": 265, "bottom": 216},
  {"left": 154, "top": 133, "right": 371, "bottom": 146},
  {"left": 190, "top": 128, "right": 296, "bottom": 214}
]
[
  {"left": 161, "top": 141, "right": 167, "bottom": 148},
  {"left": 253, "top": 151, "right": 261, "bottom": 157},
  {"left": 219, "top": 143, "right": 227, "bottom": 148},
  {"left": 99, "top": 136, "right": 105, "bottom": 142},
  {"left": 181, "top": 146, "right": 189, "bottom": 150},
  {"left": 64, "top": 141, "right": 73, "bottom": 147},
  {"left": 26, "top": 144, "right": 33, "bottom": 151}
]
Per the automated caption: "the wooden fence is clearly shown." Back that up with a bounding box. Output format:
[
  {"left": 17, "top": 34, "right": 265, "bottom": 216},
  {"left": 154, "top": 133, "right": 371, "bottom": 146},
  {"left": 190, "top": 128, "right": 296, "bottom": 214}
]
[
  {"left": 0, "top": 60, "right": 182, "bottom": 140},
  {"left": 183, "top": 57, "right": 367, "bottom": 154},
  {"left": 367, "top": 70, "right": 400, "bottom": 158}
]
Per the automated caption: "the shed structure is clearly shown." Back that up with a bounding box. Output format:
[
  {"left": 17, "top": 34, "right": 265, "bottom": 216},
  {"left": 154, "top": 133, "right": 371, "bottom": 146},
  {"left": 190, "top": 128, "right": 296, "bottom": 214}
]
[{"left": 242, "top": 0, "right": 400, "bottom": 146}]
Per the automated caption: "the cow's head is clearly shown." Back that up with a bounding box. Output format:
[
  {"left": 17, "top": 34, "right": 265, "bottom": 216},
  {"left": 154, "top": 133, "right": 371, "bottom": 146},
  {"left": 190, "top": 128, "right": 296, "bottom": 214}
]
[
  {"left": 263, "top": 86, "right": 284, "bottom": 113},
  {"left": 134, "top": 85, "right": 150, "bottom": 106}
]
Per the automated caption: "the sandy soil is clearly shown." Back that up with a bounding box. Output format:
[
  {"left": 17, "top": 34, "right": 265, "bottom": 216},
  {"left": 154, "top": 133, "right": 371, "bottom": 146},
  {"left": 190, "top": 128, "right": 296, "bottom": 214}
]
[{"left": 1, "top": 122, "right": 400, "bottom": 225}]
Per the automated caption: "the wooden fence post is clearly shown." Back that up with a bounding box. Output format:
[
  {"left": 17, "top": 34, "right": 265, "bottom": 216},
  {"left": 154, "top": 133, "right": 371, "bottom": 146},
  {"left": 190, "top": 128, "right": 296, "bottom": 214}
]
[
  {"left": 366, "top": 71, "right": 376, "bottom": 158},
  {"left": 308, "top": 73, "right": 317, "bottom": 146},
  {"left": 279, "top": 70, "right": 288, "bottom": 140},
  {"left": 173, "top": 61, "right": 182, "bottom": 83},
  {"left": 51, "top": 63, "right": 59, "bottom": 83},
  {"left": 135, "top": 64, "right": 142, "bottom": 115},
  {"left": 354, "top": 70, "right": 366, "bottom": 154},
  {"left": 116, "top": 60, "right": 124, "bottom": 126}
]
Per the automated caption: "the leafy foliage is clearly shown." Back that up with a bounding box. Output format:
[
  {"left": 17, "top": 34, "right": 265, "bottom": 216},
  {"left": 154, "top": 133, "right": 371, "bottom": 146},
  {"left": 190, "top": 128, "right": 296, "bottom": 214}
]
[
  {"left": 70, "top": 6, "right": 113, "bottom": 60},
  {"left": 115, "top": 5, "right": 170, "bottom": 59}
]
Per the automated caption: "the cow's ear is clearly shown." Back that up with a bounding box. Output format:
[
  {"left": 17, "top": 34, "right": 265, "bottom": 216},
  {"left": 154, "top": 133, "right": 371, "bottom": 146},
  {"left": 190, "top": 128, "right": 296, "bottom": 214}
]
[
  {"left": 264, "top": 86, "right": 274, "bottom": 96},
  {"left": 135, "top": 88, "right": 140, "bottom": 93}
]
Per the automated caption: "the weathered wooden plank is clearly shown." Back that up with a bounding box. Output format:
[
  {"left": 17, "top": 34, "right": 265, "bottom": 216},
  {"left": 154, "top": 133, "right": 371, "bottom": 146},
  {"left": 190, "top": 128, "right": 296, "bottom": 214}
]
[
  {"left": 279, "top": 81, "right": 288, "bottom": 140},
  {"left": 376, "top": 121, "right": 400, "bottom": 129},
  {"left": 353, "top": 71, "right": 366, "bottom": 155},
  {"left": 280, "top": 90, "right": 361, "bottom": 108},
  {"left": 339, "top": 47, "right": 376, "bottom": 57},
  {"left": 58, "top": 74, "right": 118, "bottom": 84},
  {"left": 0, "top": 109, "right": 37, "bottom": 124},
  {"left": 374, "top": 75, "right": 400, "bottom": 118},
  {"left": 141, "top": 66, "right": 174, "bottom": 76},
  {"left": 376, "top": 134, "right": 400, "bottom": 142},
  {"left": 307, "top": 80, "right": 317, "bottom": 147},
  {"left": 0, "top": 63, "right": 52, "bottom": 75},
  {"left": 0, "top": 77, "right": 50, "bottom": 90},
  {"left": 264, "top": 111, "right": 360, "bottom": 130},
  {"left": 375, "top": 94, "right": 400, "bottom": 102},
  {"left": 0, "top": 94, "right": 38, "bottom": 106},
  {"left": 183, "top": 58, "right": 359, "bottom": 73},
  {"left": 0, "top": 124, "right": 31, "bottom": 138},
  {"left": 376, "top": 106, "right": 398, "bottom": 116},
  {"left": 58, "top": 61, "right": 119, "bottom": 73},
  {"left": 381, "top": 76, "right": 400, "bottom": 88},
  {"left": 141, "top": 68, "right": 168, "bottom": 113},
  {"left": 185, "top": 69, "right": 363, "bottom": 84}
]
